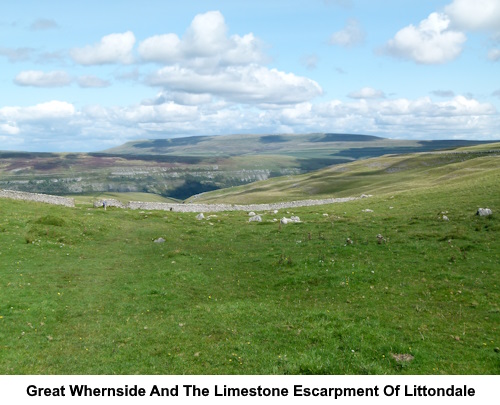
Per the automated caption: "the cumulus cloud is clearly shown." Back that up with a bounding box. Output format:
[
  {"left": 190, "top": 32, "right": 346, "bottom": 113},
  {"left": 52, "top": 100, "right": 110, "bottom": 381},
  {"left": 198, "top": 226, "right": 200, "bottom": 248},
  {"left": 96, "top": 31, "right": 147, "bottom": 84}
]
[
  {"left": 348, "top": 87, "right": 385, "bottom": 99},
  {"left": 77, "top": 75, "right": 110, "bottom": 88},
  {"left": 139, "top": 11, "right": 321, "bottom": 105},
  {"left": 139, "top": 11, "right": 266, "bottom": 68},
  {"left": 0, "top": 122, "right": 20, "bottom": 135},
  {"left": 14, "top": 70, "right": 72, "bottom": 87},
  {"left": 30, "top": 18, "right": 59, "bottom": 31},
  {"left": 0, "top": 100, "right": 75, "bottom": 122},
  {"left": 445, "top": 0, "right": 500, "bottom": 31},
  {"left": 329, "top": 19, "right": 365, "bottom": 47},
  {"left": 2, "top": 92, "right": 498, "bottom": 152},
  {"left": 71, "top": 31, "right": 135, "bottom": 65},
  {"left": 148, "top": 64, "right": 322, "bottom": 105},
  {"left": 383, "top": 12, "right": 466, "bottom": 64}
]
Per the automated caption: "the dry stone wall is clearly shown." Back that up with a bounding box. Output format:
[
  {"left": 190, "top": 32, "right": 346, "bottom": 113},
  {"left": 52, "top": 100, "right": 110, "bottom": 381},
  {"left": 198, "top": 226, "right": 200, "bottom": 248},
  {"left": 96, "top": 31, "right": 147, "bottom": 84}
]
[
  {"left": 127, "top": 197, "right": 359, "bottom": 213},
  {"left": 0, "top": 189, "right": 75, "bottom": 207},
  {"left": 0, "top": 188, "right": 361, "bottom": 212}
]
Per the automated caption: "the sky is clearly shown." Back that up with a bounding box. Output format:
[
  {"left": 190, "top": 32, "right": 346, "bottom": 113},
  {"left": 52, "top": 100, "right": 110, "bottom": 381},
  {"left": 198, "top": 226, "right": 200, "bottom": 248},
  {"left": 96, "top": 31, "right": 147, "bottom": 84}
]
[{"left": 0, "top": 0, "right": 499, "bottom": 152}]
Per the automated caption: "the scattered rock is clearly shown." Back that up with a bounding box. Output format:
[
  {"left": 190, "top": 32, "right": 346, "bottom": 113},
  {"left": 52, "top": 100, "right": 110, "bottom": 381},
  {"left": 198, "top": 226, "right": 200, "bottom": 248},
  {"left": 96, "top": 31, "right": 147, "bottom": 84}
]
[
  {"left": 280, "top": 216, "right": 301, "bottom": 225},
  {"left": 442, "top": 215, "right": 449, "bottom": 221},
  {"left": 248, "top": 211, "right": 256, "bottom": 216},
  {"left": 376, "top": 234, "right": 386, "bottom": 244},
  {"left": 391, "top": 353, "right": 414, "bottom": 363},
  {"left": 196, "top": 213, "right": 205, "bottom": 220},
  {"left": 360, "top": 194, "right": 372, "bottom": 198},
  {"left": 346, "top": 238, "right": 353, "bottom": 245},
  {"left": 249, "top": 215, "right": 262, "bottom": 222},
  {"left": 154, "top": 238, "right": 165, "bottom": 243},
  {"left": 323, "top": 213, "right": 329, "bottom": 217},
  {"left": 476, "top": 208, "right": 492, "bottom": 217},
  {"left": 362, "top": 209, "right": 374, "bottom": 213}
]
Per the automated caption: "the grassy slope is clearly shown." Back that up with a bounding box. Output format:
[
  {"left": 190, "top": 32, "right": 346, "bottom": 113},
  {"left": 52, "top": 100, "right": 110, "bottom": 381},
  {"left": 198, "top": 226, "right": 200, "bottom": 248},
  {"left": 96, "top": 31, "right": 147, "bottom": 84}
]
[
  {"left": 0, "top": 157, "right": 498, "bottom": 374},
  {"left": 71, "top": 192, "right": 181, "bottom": 205},
  {"left": 188, "top": 147, "right": 500, "bottom": 204}
]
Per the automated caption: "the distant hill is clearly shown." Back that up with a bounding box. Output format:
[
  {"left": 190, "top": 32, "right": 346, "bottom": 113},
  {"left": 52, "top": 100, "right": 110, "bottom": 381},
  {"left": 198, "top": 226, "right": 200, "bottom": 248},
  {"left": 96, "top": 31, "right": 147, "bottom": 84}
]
[
  {"left": 1, "top": 133, "right": 498, "bottom": 200},
  {"left": 102, "top": 133, "right": 493, "bottom": 158}
]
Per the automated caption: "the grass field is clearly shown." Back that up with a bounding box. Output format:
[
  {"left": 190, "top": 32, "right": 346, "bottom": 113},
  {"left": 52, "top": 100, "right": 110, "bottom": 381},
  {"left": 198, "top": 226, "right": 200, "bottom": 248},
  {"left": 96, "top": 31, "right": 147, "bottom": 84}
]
[{"left": 0, "top": 154, "right": 498, "bottom": 374}]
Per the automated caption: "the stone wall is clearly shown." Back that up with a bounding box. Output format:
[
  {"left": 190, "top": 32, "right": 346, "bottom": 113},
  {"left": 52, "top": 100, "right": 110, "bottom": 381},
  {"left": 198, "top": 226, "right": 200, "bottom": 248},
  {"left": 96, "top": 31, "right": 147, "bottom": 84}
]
[
  {"left": 0, "top": 189, "right": 75, "bottom": 207},
  {"left": 0, "top": 188, "right": 361, "bottom": 212},
  {"left": 127, "top": 197, "right": 358, "bottom": 213},
  {"left": 93, "top": 199, "right": 127, "bottom": 209}
]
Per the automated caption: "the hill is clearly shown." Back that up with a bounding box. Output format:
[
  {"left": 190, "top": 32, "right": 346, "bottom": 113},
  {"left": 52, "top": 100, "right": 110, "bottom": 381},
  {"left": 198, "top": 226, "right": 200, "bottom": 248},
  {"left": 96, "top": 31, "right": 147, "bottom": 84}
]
[
  {"left": 0, "top": 145, "right": 498, "bottom": 374},
  {"left": 188, "top": 143, "right": 500, "bottom": 204},
  {"left": 1, "top": 133, "right": 496, "bottom": 200}
]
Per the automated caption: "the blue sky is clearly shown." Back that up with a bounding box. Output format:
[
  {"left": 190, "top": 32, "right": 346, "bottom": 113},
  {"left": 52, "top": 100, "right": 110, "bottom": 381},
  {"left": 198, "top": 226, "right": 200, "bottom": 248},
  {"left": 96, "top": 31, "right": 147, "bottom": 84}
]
[{"left": 1, "top": 0, "right": 499, "bottom": 151}]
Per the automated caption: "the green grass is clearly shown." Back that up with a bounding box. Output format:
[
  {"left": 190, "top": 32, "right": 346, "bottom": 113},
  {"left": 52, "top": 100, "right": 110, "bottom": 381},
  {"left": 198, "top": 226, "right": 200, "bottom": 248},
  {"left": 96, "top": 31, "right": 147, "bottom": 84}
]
[
  {"left": 189, "top": 149, "right": 500, "bottom": 203},
  {"left": 0, "top": 164, "right": 499, "bottom": 374},
  {"left": 71, "top": 192, "right": 181, "bottom": 205}
]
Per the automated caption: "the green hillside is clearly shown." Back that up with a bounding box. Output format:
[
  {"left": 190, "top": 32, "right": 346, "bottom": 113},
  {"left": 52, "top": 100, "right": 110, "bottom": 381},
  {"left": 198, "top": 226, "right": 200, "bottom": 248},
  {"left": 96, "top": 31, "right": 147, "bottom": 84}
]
[
  {"left": 188, "top": 144, "right": 500, "bottom": 204},
  {"left": 0, "top": 147, "right": 498, "bottom": 374}
]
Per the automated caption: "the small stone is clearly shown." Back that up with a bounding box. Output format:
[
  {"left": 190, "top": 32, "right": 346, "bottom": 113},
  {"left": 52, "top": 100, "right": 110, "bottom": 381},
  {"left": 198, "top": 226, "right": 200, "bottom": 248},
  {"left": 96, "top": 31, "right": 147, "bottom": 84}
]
[
  {"left": 477, "top": 208, "right": 492, "bottom": 217},
  {"left": 249, "top": 215, "right": 262, "bottom": 222},
  {"left": 154, "top": 238, "right": 165, "bottom": 243}
]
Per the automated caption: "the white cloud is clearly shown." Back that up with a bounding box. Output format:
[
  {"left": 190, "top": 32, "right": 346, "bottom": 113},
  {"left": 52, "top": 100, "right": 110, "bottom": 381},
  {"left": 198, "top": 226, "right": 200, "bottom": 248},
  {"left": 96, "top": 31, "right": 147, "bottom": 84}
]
[
  {"left": 0, "top": 122, "right": 20, "bottom": 135},
  {"left": 78, "top": 75, "right": 110, "bottom": 88},
  {"left": 348, "top": 87, "right": 385, "bottom": 99},
  {"left": 138, "top": 33, "right": 182, "bottom": 64},
  {"left": 139, "top": 11, "right": 266, "bottom": 68},
  {"left": 384, "top": 12, "right": 466, "bottom": 64},
  {"left": 329, "top": 19, "right": 365, "bottom": 47},
  {"left": 14, "top": 70, "right": 72, "bottom": 87},
  {"left": 140, "top": 11, "right": 320, "bottom": 106},
  {"left": 148, "top": 64, "right": 322, "bottom": 105},
  {"left": 0, "top": 100, "right": 75, "bottom": 122},
  {"left": 143, "top": 91, "right": 213, "bottom": 106},
  {"left": 445, "top": 0, "right": 500, "bottom": 31},
  {"left": 2, "top": 93, "right": 498, "bottom": 152},
  {"left": 70, "top": 31, "right": 135, "bottom": 65}
]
